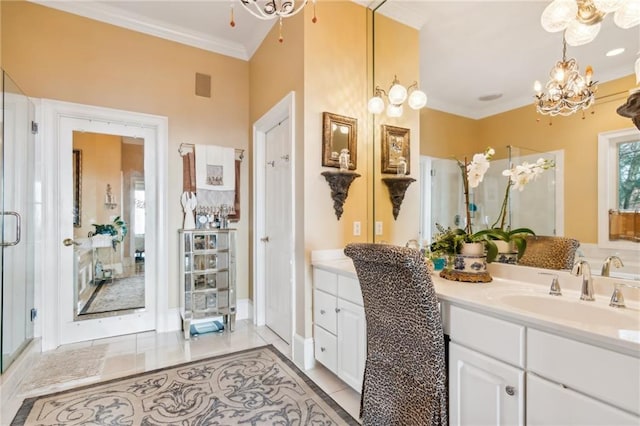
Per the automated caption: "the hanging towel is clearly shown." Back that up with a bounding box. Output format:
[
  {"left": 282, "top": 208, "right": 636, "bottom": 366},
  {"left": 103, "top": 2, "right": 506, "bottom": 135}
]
[{"left": 195, "top": 145, "right": 235, "bottom": 191}]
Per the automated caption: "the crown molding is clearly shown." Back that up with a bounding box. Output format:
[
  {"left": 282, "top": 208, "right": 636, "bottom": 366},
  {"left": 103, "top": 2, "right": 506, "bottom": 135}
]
[{"left": 30, "top": 1, "right": 251, "bottom": 61}]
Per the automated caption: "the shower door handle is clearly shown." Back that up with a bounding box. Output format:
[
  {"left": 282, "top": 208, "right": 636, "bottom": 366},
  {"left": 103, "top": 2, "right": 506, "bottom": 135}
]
[
  {"left": 63, "top": 238, "right": 81, "bottom": 247},
  {"left": 0, "top": 211, "right": 21, "bottom": 246}
]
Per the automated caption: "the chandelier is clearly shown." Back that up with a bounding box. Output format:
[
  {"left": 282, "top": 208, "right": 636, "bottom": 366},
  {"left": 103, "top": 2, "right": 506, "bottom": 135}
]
[
  {"left": 367, "top": 76, "right": 428, "bottom": 117},
  {"left": 534, "top": 38, "right": 598, "bottom": 116},
  {"left": 230, "top": 0, "right": 317, "bottom": 42},
  {"left": 541, "top": 0, "right": 640, "bottom": 46}
]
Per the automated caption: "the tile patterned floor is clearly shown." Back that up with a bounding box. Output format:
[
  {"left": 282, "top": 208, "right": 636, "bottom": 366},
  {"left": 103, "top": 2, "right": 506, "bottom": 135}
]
[{"left": 0, "top": 320, "right": 361, "bottom": 425}]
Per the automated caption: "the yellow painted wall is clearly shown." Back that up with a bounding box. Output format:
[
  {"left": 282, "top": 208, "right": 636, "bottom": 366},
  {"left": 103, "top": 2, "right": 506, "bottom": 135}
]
[
  {"left": 2, "top": 1, "right": 251, "bottom": 305},
  {"left": 304, "top": 1, "right": 369, "bottom": 336},
  {"left": 372, "top": 14, "right": 420, "bottom": 245},
  {"left": 421, "top": 108, "right": 479, "bottom": 158}
]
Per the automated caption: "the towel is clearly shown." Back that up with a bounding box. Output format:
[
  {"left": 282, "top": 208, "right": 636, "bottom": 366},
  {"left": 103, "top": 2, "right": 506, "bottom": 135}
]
[{"left": 195, "top": 145, "right": 235, "bottom": 191}]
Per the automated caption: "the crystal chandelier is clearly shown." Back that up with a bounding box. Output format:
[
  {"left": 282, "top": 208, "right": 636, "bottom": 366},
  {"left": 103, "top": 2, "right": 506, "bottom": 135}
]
[
  {"left": 230, "top": 0, "right": 317, "bottom": 42},
  {"left": 367, "top": 76, "right": 428, "bottom": 117},
  {"left": 533, "top": 38, "right": 598, "bottom": 116},
  {"left": 541, "top": 0, "right": 640, "bottom": 46}
]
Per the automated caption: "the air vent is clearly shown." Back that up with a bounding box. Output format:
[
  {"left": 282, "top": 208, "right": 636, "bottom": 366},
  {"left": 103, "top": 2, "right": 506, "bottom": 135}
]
[{"left": 195, "top": 73, "right": 211, "bottom": 98}]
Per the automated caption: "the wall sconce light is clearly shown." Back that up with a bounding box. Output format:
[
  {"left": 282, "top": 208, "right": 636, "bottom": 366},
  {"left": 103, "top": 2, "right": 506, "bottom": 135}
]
[
  {"left": 105, "top": 184, "right": 118, "bottom": 210},
  {"left": 368, "top": 75, "right": 428, "bottom": 117}
]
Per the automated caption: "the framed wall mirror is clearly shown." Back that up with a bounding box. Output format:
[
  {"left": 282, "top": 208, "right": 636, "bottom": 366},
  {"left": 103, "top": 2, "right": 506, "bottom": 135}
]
[
  {"left": 322, "top": 112, "right": 357, "bottom": 170},
  {"left": 73, "top": 149, "right": 82, "bottom": 228},
  {"left": 381, "top": 124, "right": 410, "bottom": 174}
]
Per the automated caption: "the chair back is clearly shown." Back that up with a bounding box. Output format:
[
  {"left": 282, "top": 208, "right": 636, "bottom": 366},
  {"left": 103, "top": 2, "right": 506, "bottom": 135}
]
[{"left": 344, "top": 243, "right": 447, "bottom": 425}]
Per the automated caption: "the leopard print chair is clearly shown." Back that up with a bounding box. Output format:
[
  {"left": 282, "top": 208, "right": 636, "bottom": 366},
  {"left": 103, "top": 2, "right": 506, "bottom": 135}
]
[{"left": 344, "top": 243, "right": 447, "bottom": 426}]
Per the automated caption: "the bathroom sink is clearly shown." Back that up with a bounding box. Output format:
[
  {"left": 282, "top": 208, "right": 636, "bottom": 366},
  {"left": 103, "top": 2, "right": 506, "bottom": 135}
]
[{"left": 498, "top": 293, "right": 640, "bottom": 330}]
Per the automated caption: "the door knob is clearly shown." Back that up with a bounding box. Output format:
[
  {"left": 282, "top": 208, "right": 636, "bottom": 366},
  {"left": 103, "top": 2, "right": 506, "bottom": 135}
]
[
  {"left": 63, "top": 238, "right": 80, "bottom": 246},
  {"left": 505, "top": 385, "right": 515, "bottom": 396},
  {"left": 260, "top": 236, "right": 270, "bottom": 243}
]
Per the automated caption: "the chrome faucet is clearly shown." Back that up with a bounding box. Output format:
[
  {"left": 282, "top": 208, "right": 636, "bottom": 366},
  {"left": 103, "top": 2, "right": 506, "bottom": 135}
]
[
  {"left": 601, "top": 256, "right": 624, "bottom": 277},
  {"left": 572, "top": 259, "right": 595, "bottom": 301},
  {"left": 539, "top": 272, "right": 561, "bottom": 296}
]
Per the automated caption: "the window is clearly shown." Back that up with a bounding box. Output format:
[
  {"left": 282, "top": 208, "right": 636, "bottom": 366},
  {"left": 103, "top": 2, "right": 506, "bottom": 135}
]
[
  {"left": 598, "top": 128, "right": 640, "bottom": 248},
  {"left": 617, "top": 140, "right": 640, "bottom": 211}
]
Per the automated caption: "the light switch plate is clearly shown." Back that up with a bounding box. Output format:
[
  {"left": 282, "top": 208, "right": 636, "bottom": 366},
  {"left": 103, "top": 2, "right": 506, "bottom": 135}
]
[
  {"left": 353, "top": 221, "right": 361, "bottom": 236},
  {"left": 375, "top": 221, "right": 383, "bottom": 235}
]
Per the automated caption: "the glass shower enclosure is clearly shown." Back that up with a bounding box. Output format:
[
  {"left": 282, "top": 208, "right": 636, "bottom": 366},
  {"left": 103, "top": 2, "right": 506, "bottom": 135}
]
[{"left": 1, "top": 71, "right": 36, "bottom": 373}]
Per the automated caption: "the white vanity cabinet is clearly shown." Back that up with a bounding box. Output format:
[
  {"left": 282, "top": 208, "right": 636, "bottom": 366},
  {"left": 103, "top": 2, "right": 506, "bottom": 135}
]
[
  {"left": 312, "top": 267, "right": 366, "bottom": 391},
  {"left": 448, "top": 305, "right": 525, "bottom": 426},
  {"left": 445, "top": 303, "right": 640, "bottom": 426}
]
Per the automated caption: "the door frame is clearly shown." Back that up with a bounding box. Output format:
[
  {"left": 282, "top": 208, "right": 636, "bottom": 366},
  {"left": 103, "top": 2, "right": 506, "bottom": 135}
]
[
  {"left": 38, "top": 99, "right": 169, "bottom": 351},
  {"left": 252, "top": 92, "right": 296, "bottom": 346}
]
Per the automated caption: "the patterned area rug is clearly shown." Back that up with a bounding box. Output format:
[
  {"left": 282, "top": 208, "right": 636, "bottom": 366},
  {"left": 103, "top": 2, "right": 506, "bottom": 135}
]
[
  {"left": 80, "top": 274, "right": 145, "bottom": 315},
  {"left": 12, "top": 345, "right": 358, "bottom": 425}
]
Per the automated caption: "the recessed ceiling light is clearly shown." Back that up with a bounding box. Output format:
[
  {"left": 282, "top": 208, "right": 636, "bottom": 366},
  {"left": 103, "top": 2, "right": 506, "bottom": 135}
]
[
  {"left": 606, "top": 48, "right": 625, "bottom": 57},
  {"left": 478, "top": 93, "right": 503, "bottom": 102}
]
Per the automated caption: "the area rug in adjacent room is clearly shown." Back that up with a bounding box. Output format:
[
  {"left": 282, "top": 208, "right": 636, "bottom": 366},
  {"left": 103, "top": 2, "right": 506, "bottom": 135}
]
[
  {"left": 12, "top": 345, "right": 358, "bottom": 425},
  {"left": 80, "top": 274, "right": 145, "bottom": 315}
]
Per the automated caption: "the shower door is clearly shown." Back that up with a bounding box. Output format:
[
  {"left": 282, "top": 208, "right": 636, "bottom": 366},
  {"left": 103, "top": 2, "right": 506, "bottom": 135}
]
[{"left": 1, "top": 71, "right": 36, "bottom": 373}]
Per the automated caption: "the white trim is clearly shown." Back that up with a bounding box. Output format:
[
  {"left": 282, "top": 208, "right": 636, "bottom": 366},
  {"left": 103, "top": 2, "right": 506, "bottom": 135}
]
[
  {"left": 293, "top": 334, "right": 316, "bottom": 371},
  {"left": 550, "top": 149, "right": 565, "bottom": 236},
  {"left": 38, "top": 99, "right": 169, "bottom": 350},
  {"left": 235, "top": 298, "right": 253, "bottom": 321},
  {"left": 597, "top": 127, "right": 640, "bottom": 250},
  {"left": 252, "top": 91, "right": 296, "bottom": 347}
]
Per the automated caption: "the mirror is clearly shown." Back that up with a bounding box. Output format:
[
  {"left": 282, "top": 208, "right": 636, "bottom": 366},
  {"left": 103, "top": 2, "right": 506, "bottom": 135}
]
[
  {"left": 73, "top": 132, "right": 145, "bottom": 318},
  {"left": 322, "top": 111, "right": 357, "bottom": 170},
  {"left": 371, "top": 1, "right": 639, "bottom": 277}
]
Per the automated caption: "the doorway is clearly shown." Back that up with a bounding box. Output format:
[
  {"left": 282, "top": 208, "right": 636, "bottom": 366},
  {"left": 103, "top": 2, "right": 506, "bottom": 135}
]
[
  {"left": 253, "top": 92, "right": 295, "bottom": 346},
  {"left": 39, "top": 100, "right": 169, "bottom": 351}
]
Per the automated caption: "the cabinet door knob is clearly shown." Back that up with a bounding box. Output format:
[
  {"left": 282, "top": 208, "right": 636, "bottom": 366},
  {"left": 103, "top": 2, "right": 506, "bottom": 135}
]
[
  {"left": 335, "top": 308, "right": 341, "bottom": 313},
  {"left": 320, "top": 309, "right": 326, "bottom": 315},
  {"left": 320, "top": 347, "right": 326, "bottom": 352},
  {"left": 505, "top": 385, "right": 515, "bottom": 396}
]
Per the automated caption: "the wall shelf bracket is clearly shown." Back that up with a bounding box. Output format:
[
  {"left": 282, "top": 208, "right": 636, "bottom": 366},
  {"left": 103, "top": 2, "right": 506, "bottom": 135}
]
[
  {"left": 321, "top": 170, "right": 361, "bottom": 220},
  {"left": 382, "top": 176, "right": 416, "bottom": 220}
]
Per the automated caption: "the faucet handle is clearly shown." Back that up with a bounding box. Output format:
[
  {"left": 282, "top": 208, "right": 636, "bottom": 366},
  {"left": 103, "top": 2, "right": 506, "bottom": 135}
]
[
  {"left": 539, "top": 272, "right": 561, "bottom": 296},
  {"left": 609, "top": 283, "right": 626, "bottom": 308}
]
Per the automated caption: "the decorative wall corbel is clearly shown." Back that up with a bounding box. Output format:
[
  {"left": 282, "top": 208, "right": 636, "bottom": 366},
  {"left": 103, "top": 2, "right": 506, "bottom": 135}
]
[
  {"left": 321, "top": 170, "right": 361, "bottom": 220},
  {"left": 382, "top": 176, "right": 416, "bottom": 220}
]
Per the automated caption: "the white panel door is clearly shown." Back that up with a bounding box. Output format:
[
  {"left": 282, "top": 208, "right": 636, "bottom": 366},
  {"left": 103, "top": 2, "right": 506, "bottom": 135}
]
[
  {"left": 337, "top": 298, "right": 366, "bottom": 391},
  {"left": 264, "top": 118, "right": 292, "bottom": 344},
  {"left": 449, "top": 342, "right": 524, "bottom": 426}
]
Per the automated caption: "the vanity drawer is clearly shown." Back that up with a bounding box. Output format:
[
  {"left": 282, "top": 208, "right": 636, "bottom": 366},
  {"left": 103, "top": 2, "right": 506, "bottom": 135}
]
[
  {"left": 314, "top": 268, "right": 338, "bottom": 295},
  {"left": 337, "top": 275, "right": 363, "bottom": 306},
  {"left": 313, "top": 289, "right": 337, "bottom": 334},
  {"left": 528, "top": 328, "right": 640, "bottom": 416},
  {"left": 449, "top": 305, "right": 525, "bottom": 368},
  {"left": 314, "top": 325, "right": 337, "bottom": 374}
]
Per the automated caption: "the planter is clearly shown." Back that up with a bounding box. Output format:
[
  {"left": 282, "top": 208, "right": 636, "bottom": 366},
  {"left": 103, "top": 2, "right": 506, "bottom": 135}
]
[
  {"left": 440, "top": 242, "right": 492, "bottom": 283},
  {"left": 494, "top": 240, "right": 518, "bottom": 264},
  {"left": 91, "top": 234, "right": 114, "bottom": 248}
]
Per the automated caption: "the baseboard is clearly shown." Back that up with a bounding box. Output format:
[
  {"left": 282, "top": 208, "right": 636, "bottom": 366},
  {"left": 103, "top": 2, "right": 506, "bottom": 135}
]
[
  {"left": 163, "top": 307, "right": 183, "bottom": 332},
  {"left": 236, "top": 298, "right": 252, "bottom": 321},
  {"left": 293, "top": 333, "right": 315, "bottom": 370}
]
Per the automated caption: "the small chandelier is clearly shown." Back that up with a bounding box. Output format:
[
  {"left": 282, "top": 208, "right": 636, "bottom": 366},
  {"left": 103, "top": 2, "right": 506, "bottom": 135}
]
[
  {"left": 230, "top": 0, "right": 317, "bottom": 42},
  {"left": 541, "top": 0, "right": 640, "bottom": 46},
  {"left": 534, "top": 37, "right": 598, "bottom": 116},
  {"left": 367, "top": 76, "right": 428, "bottom": 117}
]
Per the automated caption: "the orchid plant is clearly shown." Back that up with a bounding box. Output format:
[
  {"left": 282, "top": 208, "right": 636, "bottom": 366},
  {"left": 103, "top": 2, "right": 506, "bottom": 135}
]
[{"left": 481, "top": 157, "right": 556, "bottom": 262}]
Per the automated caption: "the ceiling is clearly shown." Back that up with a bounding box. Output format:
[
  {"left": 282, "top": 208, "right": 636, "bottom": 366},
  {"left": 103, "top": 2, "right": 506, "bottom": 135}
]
[{"left": 32, "top": 0, "right": 639, "bottom": 119}]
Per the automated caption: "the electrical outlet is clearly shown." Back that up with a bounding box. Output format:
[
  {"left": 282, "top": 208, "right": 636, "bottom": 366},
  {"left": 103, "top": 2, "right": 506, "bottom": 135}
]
[
  {"left": 375, "top": 221, "right": 383, "bottom": 235},
  {"left": 353, "top": 221, "right": 361, "bottom": 236}
]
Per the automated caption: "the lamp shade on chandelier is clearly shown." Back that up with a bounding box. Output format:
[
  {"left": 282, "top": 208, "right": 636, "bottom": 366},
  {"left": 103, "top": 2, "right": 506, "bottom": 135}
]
[
  {"left": 533, "top": 38, "right": 598, "bottom": 116},
  {"left": 541, "top": 0, "right": 639, "bottom": 46},
  {"left": 368, "top": 76, "right": 428, "bottom": 117}
]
